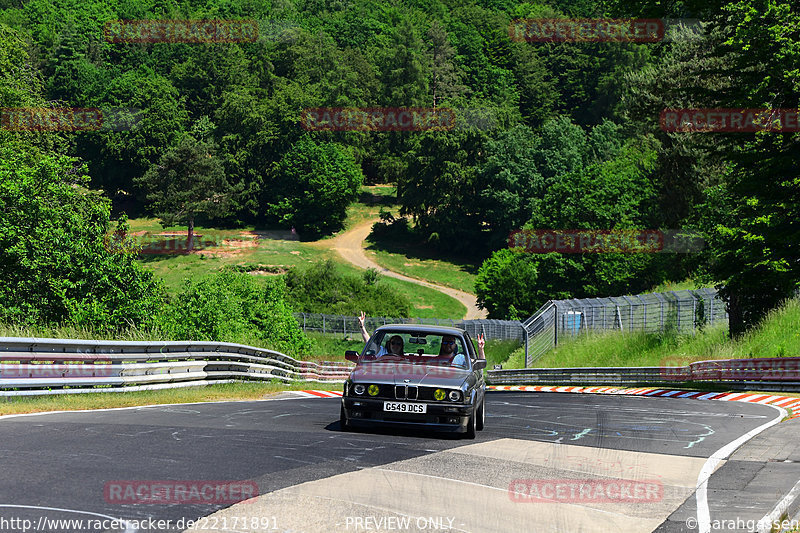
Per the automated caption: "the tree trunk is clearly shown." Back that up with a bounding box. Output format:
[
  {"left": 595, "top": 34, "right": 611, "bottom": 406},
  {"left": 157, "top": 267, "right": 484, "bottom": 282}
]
[{"left": 187, "top": 216, "right": 195, "bottom": 252}]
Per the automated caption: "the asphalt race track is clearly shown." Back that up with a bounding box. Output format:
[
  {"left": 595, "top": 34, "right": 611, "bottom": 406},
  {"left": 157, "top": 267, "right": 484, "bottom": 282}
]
[{"left": 0, "top": 392, "right": 787, "bottom": 533}]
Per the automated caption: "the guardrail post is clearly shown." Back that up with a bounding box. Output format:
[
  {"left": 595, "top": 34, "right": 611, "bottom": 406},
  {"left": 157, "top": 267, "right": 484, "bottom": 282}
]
[
  {"left": 523, "top": 326, "right": 528, "bottom": 368},
  {"left": 553, "top": 308, "right": 558, "bottom": 347},
  {"left": 629, "top": 303, "right": 633, "bottom": 332},
  {"left": 636, "top": 295, "right": 646, "bottom": 331}
]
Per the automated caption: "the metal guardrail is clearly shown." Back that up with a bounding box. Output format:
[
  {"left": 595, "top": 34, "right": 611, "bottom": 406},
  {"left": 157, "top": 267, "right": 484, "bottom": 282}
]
[
  {"left": 0, "top": 337, "right": 353, "bottom": 397},
  {"left": 487, "top": 356, "right": 800, "bottom": 392}
]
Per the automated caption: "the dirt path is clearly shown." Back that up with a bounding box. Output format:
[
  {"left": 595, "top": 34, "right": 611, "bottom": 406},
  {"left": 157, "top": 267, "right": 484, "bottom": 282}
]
[{"left": 321, "top": 219, "right": 487, "bottom": 320}]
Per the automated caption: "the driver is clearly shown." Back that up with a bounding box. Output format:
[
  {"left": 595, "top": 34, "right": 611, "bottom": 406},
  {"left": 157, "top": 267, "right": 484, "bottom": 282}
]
[
  {"left": 357, "top": 311, "right": 404, "bottom": 358},
  {"left": 437, "top": 334, "right": 466, "bottom": 366}
]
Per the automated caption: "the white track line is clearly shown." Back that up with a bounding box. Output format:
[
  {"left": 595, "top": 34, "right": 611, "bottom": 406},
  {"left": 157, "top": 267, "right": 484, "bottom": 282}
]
[
  {"left": 0, "top": 504, "right": 137, "bottom": 533},
  {"left": 695, "top": 403, "right": 788, "bottom": 533}
]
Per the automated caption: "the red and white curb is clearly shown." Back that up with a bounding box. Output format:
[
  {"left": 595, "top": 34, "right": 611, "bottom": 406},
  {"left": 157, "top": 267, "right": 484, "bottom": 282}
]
[
  {"left": 487, "top": 385, "right": 800, "bottom": 420},
  {"left": 291, "top": 390, "right": 343, "bottom": 398}
]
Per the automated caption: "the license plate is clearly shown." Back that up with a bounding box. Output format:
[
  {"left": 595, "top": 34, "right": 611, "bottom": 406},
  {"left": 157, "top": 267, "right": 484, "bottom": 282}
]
[{"left": 383, "top": 401, "right": 426, "bottom": 414}]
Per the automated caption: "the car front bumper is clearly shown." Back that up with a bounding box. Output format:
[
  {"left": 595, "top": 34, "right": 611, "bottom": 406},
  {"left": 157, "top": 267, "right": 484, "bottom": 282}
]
[{"left": 342, "top": 396, "right": 474, "bottom": 433}]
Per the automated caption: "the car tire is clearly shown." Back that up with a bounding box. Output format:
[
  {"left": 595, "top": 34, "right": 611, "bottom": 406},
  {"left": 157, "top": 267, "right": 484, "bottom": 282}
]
[
  {"left": 465, "top": 408, "right": 477, "bottom": 439},
  {"left": 476, "top": 399, "right": 485, "bottom": 431},
  {"left": 340, "top": 404, "right": 350, "bottom": 432}
]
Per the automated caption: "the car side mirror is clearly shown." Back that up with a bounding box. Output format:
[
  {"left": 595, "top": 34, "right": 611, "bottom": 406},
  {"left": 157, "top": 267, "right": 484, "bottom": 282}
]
[
  {"left": 472, "top": 359, "right": 487, "bottom": 371},
  {"left": 345, "top": 350, "right": 359, "bottom": 362}
]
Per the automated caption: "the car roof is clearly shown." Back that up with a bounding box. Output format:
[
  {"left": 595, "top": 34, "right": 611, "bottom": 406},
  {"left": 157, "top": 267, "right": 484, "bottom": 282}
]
[{"left": 373, "top": 324, "right": 467, "bottom": 335}]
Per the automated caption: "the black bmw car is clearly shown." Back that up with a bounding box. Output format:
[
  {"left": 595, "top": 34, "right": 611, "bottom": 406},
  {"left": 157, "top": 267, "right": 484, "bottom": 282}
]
[{"left": 340, "top": 324, "right": 487, "bottom": 438}]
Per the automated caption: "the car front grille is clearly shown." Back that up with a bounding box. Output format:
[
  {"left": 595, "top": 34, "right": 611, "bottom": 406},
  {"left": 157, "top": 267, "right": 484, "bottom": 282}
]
[{"left": 395, "top": 385, "right": 418, "bottom": 400}]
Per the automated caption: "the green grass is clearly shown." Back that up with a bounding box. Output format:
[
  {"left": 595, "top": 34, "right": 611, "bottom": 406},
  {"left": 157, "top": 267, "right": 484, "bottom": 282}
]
[
  {"left": 0, "top": 381, "right": 341, "bottom": 416},
  {"left": 129, "top": 183, "right": 466, "bottom": 319},
  {"left": 364, "top": 222, "right": 481, "bottom": 295},
  {"left": 338, "top": 184, "right": 398, "bottom": 232},
  {"left": 649, "top": 278, "right": 712, "bottom": 293},
  {"left": 502, "top": 298, "right": 800, "bottom": 369},
  {"left": 136, "top": 231, "right": 330, "bottom": 294},
  {"left": 125, "top": 183, "right": 470, "bottom": 318},
  {"left": 481, "top": 339, "right": 523, "bottom": 369},
  {"left": 0, "top": 322, "right": 173, "bottom": 342}
]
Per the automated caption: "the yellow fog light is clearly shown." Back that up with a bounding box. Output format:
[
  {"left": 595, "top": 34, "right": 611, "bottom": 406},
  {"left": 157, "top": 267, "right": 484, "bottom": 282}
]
[
  {"left": 434, "top": 389, "right": 446, "bottom": 401},
  {"left": 368, "top": 384, "right": 380, "bottom": 396}
]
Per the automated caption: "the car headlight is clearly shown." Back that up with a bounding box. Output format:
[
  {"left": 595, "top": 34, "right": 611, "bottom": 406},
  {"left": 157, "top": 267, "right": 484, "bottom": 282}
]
[
  {"left": 448, "top": 390, "right": 461, "bottom": 402},
  {"left": 368, "top": 384, "right": 380, "bottom": 396},
  {"left": 354, "top": 384, "right": 366, "bottom": 395},
  {"left": 434, "top": 389, "right": 446, "bottom": 401}
]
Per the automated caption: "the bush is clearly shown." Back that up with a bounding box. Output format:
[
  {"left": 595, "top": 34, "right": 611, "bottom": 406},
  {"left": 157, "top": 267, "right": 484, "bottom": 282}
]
[
  {"left": 0, "top": 148, "right": 164, "bottom": 330},
  {"left": 163, "top": 270, "right": 311, "bottom": 356},
  {"left": 285, "top": 260, "right": 411, "bottom": 317}
]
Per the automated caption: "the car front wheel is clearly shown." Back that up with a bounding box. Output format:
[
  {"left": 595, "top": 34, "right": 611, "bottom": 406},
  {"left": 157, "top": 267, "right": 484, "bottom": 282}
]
[
  {"left": 476, "top": 399, "right": 485, "bottom": 431},
  {"left": 465, "top": 407, "right": 477, "bottom": 439},
  {"left": 340, "top": 404, "right": 350, "bottom": 432}
]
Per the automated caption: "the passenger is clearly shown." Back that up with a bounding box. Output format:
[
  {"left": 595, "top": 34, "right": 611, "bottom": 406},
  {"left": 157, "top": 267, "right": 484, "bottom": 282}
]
[
  {"left": 357, "top": 311, "right": 404, "bottom": 357},
  {"left": 476, "top": 333, "right": 486, "bottom": 359}
]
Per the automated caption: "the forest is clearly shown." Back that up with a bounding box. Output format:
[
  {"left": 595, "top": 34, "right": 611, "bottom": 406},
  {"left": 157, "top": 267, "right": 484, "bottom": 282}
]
[{"left": 0, "top": 0, "right": 797, "bottom": 343}]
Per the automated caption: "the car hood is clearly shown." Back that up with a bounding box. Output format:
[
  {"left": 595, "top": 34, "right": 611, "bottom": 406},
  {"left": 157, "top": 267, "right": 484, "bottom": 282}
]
[{"left": 350, "top": 362, "right": 469, "bottom": 388}]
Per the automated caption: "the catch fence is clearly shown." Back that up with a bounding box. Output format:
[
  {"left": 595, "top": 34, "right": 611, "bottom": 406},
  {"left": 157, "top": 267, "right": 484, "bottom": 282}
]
[{"left": 521, "top": 288, "right": 728, "bottom": 367}]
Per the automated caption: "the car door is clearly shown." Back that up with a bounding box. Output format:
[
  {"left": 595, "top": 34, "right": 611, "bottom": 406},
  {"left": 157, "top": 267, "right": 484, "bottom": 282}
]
[{"left": 463, "top": 332, "right": 485, "bottom": 404}]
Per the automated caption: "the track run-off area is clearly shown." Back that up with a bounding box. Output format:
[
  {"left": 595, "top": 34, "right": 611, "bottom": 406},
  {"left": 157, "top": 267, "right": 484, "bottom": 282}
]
[{"left": 1, "top": 390, "right": 799, "bottom": 533}]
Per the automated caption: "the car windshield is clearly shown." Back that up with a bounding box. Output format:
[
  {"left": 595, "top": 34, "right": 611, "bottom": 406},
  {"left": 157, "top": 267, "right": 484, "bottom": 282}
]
[{"left": 361, "top": 331, "right": 469, "bottom": 369}]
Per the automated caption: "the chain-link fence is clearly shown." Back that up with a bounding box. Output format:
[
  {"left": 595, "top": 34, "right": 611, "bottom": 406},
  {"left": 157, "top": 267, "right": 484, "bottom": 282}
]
[
  {"left": 521, "top": 288, "right": 728, "bottom": 367},
  {"left": 293, "top": 313, "right": 524, "bottom": 341}
]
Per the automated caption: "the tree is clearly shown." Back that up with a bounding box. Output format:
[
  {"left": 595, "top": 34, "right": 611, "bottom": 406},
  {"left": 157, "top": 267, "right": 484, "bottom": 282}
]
[
  {"left": 0, "top": 146, "right": 164, "bottom": 329},
  {"left": 266, "top": 136, "right": 362, "bottom": 238},
  {"left": 426, "top": 21, "right": 467, "bottom": 110},
  {"left": 398, "top": 129, "right": 490, "bottom": 251},
  {"left": 475, "top": 249, "right": 541, "bottom": 318},
  {"left": 136, "top": 120, "right": 234, "bottom": 250},
  {"left": 627, "top": 0, "right": 800, "bottom": 336},
  {"left": 704, "top": 0, "right": 800, "bottom": 336},
  {"left": 380, "top": 18, "right": 428, "bottom": 106}
]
